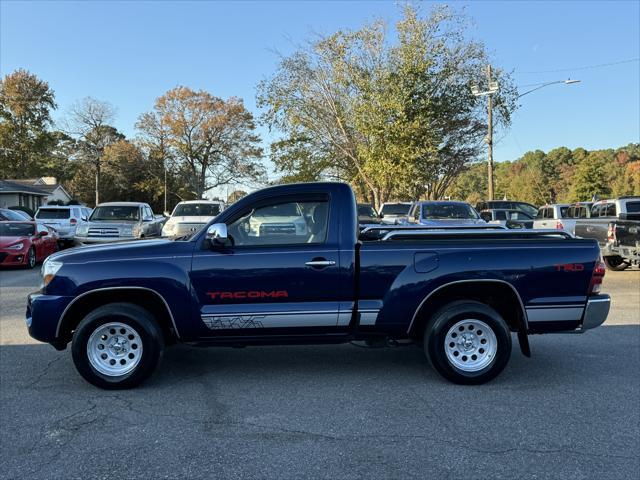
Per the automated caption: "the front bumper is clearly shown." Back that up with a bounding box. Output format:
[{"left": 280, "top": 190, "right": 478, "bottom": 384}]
[
  {"left": 0, "top": 249, "right": 28, "bottom": 266},
  {"left": 26, "top": 292, "right": 74, "bottom": 349},
  {"left": 581, "top": 294, "right": 611, "bottom": 331}
]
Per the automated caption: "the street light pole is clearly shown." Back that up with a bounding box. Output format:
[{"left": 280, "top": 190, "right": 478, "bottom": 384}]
[{"left": 471, "top": 72, "right": 580, "bottom": 202}]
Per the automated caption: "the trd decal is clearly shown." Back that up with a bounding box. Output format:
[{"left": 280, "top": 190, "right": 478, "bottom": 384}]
[
  {"left": 206, "top": 290, "right": 289, "bottom": 300},
  {"left": 202, "top": 315, "right": 266, "bottom": 330},
  {"left": 554, "top": 263, "right": 585, "bottom": 272}
]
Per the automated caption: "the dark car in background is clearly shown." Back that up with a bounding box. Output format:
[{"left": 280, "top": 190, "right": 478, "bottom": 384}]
[
  {"left": 357, "top": 203, "right": 380, "bottom": 225},
  {"left": 379, "top": 202, "right": 412, "bottom": 224}
]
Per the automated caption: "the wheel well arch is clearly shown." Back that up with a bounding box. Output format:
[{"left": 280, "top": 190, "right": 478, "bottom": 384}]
[
  {"left": 56, "top": 287, "right": 180, "bottom": 345},
  {"left": 407, "top": 280, "right": 528, "bottom": 340}
]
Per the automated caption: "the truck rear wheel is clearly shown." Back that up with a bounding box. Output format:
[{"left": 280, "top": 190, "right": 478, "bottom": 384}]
[
  {"left": 423, "top": 301, "right": 511, "bottom": 385},
  {"left": 603, "top": 256, "right": 629, "bottom": 271},
  {"left": 71, "top": 303, "right": 164, "bottom": 389}
]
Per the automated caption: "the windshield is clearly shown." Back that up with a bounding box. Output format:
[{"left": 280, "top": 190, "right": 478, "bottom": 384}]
[
  {"left": 381, "top": 204, "right": 410, "bottom": 216},
  {"left": 173, "top": 203, "right": 221, "bottom": 217},
  {"left": 422, "top": 203, "right": 479, "bottom": 219},
  {"left": 36, "top": 208, "right": 70, "bottom": 219},
  {"left": 358, "top": 205, "right": 376, "bottom": 217},
  {"left": 0, "top": 222, "right": 35, "bottom": 237},
  {"left": 1, "top": 209, "right": 28, "bottom": 221},
  {"left": 253, "top": 203, "right": 301, "bottom": 217},
  {"left": 90, "top": 206, "right": 140, "bottom": 221}
]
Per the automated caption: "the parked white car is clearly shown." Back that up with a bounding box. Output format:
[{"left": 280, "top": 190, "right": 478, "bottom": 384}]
[
  {"left": 248, "top": 202, "right": 308, "bottom": 237},
  {"left": 533, "top": 204, "right": 571, "bottom": 231},
  {"left": 35, "top": 205, "right": 93, "bottom": 245},
  {"left": 379, "top": 202, "right": 412, "bottom": 225},
  {"left": 162, "top": 200, "right": 225, "bottom": 238}
]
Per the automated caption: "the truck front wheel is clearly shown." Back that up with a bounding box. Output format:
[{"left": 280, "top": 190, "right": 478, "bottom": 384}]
[
  {"left": 423, "top": 301, "right": 511, "bottom": 385},
  {"left": 71, "top": 303, "right": 164, "bottom": 389}
]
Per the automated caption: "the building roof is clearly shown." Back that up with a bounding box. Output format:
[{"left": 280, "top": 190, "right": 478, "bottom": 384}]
[{"left": 0, "top": 180, "right": 50, "bottom": 196}]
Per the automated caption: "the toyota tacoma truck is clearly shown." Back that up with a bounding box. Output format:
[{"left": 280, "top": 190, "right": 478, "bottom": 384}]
[{"left": 27, "top": 182, "right": 610, "bottom": 389}]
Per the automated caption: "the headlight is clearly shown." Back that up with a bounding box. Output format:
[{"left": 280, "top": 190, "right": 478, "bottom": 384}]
[
  {"left": 131, "top": 225, "right": 141, "bottom": 237},
  {"left": 41, "top": 259, "right": 63, "bottom": 287},
  {"left": 163, "top": 222, "right": 175, "bottom": 233},
  {"left": 76, "top": 225, "right": 88, "bottom": 235},
  {"left": 121, "top": 226, "right": 133, "bottom": 236},
  {"left": 7, "top": 242, "right": 24, "bottom": 250}
]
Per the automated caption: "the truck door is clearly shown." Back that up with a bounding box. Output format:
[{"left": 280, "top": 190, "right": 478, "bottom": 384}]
[{"left": 189, "top": 193, "right": 347, "bottom": 337}]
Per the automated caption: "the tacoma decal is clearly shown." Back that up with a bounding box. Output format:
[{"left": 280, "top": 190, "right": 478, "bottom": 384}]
[{"left": 206, "top": 290, "right": 289, "bottom": 300}]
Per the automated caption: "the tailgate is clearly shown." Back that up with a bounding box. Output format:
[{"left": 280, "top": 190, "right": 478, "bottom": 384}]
[{"left": 615, "top": 221, "right": 640, "bottom": 247}]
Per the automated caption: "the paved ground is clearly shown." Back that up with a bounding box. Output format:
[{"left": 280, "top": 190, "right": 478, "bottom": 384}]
[{"left": 0, "top": 266, "right": 638, "bottom": 479}]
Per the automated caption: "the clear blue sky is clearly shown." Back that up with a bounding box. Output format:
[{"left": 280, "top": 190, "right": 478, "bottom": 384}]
[{"left": 2, "top": 0, "right": 639, "bottom": 188}]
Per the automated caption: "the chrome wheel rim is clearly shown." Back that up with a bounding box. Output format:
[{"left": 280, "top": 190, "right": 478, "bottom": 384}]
[
  {"left": 87, "top": 322, "right": 143, "bottom": 377},
  {"left": 445, "top": 319, "right": 497, "bottom": 372}
]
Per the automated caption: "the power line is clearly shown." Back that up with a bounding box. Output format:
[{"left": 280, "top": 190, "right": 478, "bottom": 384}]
[{"left": 517, "top": 57, "right": 639, "bottom": 74}]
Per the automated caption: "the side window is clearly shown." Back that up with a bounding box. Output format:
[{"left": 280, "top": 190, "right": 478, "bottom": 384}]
[
  {"left": 480, "top": 212, "right": 492, "bottom": 222},
  {"left": 72, "top": 208, "right": 80, "bottom": 218},
  {"left": 605, "top": 204, "right": 617, "bottom": 217},
  {"left": 535, "top": 208, "right": 544, "bottom": 219},
  {"left": 495, "top": 211, "right": 507, "bottom": 220},
  {"left": 598, "top": 203, "right": 609, "bottom": 217},
  {"left": 143, "top": 206, "right": 153, "bottom": 220},
  {"left": 544, "top": 208, "right": 553, "bottom": 219},
  {"left": 414, "top": 206, "right": 420, "bottom": 221},
  {"left": 591, "top": 204, "right": 601, "bottom": 217},
  {"left": 228, "top": 200, "right": 329, "bottom": 246}
]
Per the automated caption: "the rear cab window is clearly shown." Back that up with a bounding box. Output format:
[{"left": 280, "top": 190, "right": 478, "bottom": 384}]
[{"left": 36, "top": 208, "right": 70, "bottom": 219}]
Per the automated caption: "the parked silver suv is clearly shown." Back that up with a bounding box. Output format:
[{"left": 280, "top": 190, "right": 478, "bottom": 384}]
[
  {"left": 74, "top": 202, "right": 165, "bottom": 244},
  {"left": 35, "top": 205, "right": 93, "bottom": 245}
]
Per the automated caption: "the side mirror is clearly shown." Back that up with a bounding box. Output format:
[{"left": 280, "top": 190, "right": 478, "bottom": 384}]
[
  {"left": 38, "top": 230, "right": 48, "bottom": 237},
  {"left": 206, "top": 223, "right": 230, "bottom": 247}
]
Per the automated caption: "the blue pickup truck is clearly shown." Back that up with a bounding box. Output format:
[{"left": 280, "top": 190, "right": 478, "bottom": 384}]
[{"left": 27, "top": 182, "right": 611, "bottom": 389}]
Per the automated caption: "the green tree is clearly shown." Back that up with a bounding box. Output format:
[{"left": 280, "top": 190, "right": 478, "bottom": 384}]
[
  {"left": 570, "top": 152, "right": 611, "bottom": 201},
  {"left": 0, "top": 69, "right": 57, "bottom": 178},
  {"left": 257, "top": 5, "right": 516, "bottom": 209}
]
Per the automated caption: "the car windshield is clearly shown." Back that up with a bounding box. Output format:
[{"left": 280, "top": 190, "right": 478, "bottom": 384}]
[
  {"left": 173, "top": 203, "right": 221, "bottom": 217},
  {"left": 36, "top": 208, "right": 70, "bottom": 219},
  {"left": 90, "top": 206, "right": 140, "bottom": 221},
  {"left": 0, "top": 222, "right": 35, "bottom": 236},
  {"left": 514, "top": 203, "right": 538, "bottom": 217},
  {"left": 253, "top": 203, "right": 301, "bottom": 217},
  {"left": 0, "top": 209, "right": 28, "bottom": 221},
  {"left": 422, "top": 203, "right": 479, "bottom": 219},
  {"left": 381, "top": 204, "right": 410, "bottom": 216},
  {"left": 358, "top": 205, "right": 376, "bottom": 217}
]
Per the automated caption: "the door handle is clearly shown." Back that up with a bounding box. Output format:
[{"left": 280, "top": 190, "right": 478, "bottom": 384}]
[{"left": 305, "top": 260, "right": 336, "bottom": 268}]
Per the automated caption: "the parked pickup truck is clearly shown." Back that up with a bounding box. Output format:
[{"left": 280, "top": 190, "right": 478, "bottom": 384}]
[
  {"left": 605, "top": 217, "right": 640, "bottom": 269},
  {"left": 74, "top": 202, "right": 165, "bottom": 244},
  {"left": 574, "top": 197, "right": 640, "bottom": 270},
  {"left": 27, "top": 182, "right": 610, "bottom": 389}
]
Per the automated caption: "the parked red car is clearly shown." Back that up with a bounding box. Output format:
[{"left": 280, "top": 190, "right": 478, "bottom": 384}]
[{"left": 0, "top": 222, "right": 59, "bottom": 269}]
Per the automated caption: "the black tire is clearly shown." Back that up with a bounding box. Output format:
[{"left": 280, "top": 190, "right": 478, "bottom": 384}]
[
  {"left": 423, "top": 300, "right": 511, "bottom": 385},
  {"left": 71, "top": 303, "right": 164, "bottom": 389},
  {"left": 603, "top": 256, "right": 630, "bottom": 271},
  {"left": 25, "top": 247, "right": 36, "bottom": 269}
]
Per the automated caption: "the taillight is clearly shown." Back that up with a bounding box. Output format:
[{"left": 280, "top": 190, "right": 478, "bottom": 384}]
[
  {"left": 589, "top": 260, "right": 606, "bottom": 295},
  {"left": 70, "top": 218, "right": 77, "bottom": 225},
  {"left": 556, "top": 221, "right": 564, "bottom": 230},
  {"left": 607, "top": 224, "right": 616, "bottom": 243}
]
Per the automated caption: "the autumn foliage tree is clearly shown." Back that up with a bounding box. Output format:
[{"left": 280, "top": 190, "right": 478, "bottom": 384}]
[{"left": 137, "top": 87, "right": 264, "bottom": 199}]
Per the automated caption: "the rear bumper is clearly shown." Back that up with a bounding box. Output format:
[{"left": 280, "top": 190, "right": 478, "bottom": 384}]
[{"left": 581, "top": 294, "right": 611, "bottom": 331}]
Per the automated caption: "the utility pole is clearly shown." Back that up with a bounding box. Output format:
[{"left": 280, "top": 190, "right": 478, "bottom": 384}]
[{"left": 486, "top": 65, "right": 494, "bottom": 200}]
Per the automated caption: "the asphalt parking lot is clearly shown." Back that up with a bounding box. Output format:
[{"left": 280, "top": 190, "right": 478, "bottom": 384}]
[{"left": 0, "top": 267, "right": 638, "bottom": 479}]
